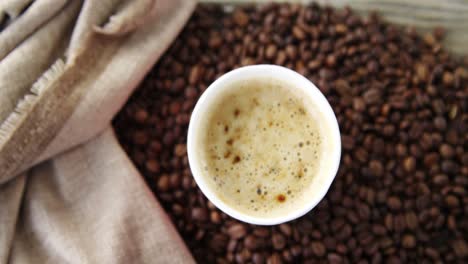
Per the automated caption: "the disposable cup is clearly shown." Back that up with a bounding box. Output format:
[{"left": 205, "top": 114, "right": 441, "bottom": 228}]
[{"left": 187, "top": 64, "right": 341, "bottom": 225}]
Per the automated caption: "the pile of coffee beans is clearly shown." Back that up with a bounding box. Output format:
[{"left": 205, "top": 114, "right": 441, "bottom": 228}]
[{"left": 113, "top": 3, "right": 467, "bottom": 263}]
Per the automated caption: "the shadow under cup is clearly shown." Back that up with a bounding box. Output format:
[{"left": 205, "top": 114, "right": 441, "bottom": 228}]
[{"left": 187, "top": 65, "right": 341, "bottom": 225}]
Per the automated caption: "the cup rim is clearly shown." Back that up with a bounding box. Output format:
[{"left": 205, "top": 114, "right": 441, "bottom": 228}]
[{"left": 187, "top": 64, "right": 341, "bottom": 225}]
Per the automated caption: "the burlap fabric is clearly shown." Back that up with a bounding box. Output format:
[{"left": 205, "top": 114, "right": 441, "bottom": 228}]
[{"left": 0, "top": 0, "right": 196, "bottom": 263}]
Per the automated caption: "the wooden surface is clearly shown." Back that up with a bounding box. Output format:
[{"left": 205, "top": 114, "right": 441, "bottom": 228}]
[{"left": 200, "top": 0, "right": 468, "bottom": 57}]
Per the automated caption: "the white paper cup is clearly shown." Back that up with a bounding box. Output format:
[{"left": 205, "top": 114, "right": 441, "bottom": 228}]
[{"left": 187, "top": 65, "right": 341, "bottom": 225}]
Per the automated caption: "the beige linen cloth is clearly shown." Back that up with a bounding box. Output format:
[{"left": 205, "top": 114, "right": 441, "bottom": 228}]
[{"left": 0, "top": 0, "right": 196, "bottom": 263}]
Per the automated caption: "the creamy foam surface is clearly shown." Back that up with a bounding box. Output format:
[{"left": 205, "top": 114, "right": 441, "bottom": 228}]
[{"left": 197, "top": 78, "right": 326, "bottom": 218}]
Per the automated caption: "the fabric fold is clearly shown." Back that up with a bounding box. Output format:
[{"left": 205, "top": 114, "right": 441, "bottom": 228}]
[
  {"left": 0, "top": 0, "right": 69, "bottom": 60},
  {"left": 0, "top": 174, "right": 26, "bottom": 263},
  {"left": 0, "top": 0, "right": 197, "bottom": 262},
  {"left": 9, "top": 128, "right": 194, "bottom": 263}
]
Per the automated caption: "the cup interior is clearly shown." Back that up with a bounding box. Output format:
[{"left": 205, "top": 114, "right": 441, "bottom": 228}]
[{"left": 187, "top": 64, "right": 341, "bottom": 225}]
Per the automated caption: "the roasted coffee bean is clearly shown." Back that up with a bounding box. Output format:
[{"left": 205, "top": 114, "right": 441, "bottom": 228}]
[
  {"left": 327, "top": 253, "right": 343, "bottom": 263},
  {"left": 114, "top": 3, "right": 468, "bottom": 263},
  {"left": 244, "top": 235, "right": 259, "bottom": 250},
  {"left": 445, "top": 195, "right": 460, "bottom": 208},
  {"left": 387, "top": 196, "right": 402, "bottom": 211},
  {"left": 251, "top": 228, "right": 269, "bottom": 239},
  {"left": 157, "top": 174, "right": 170, "bottom": 192},
  {"left": 227, "top": 224, "right": 247, "bottom": 240},
  {"left": 267, "top": 253, "right": 283, "bottom": 264},
  {"left": 252, "top": 253, "right": 265, "bottom": 264},
  {"left": 210, "top": 211, "right": 221, "bottom": 224},
  {"left": 402, "top": 234, "right": 416, "bottom": 249},
  {"left": 272, "top": 233, "right": 286, "bottom": 250},
  {"left": 145, "top": 159, "right": 160, "bottom": 173},
  {"left": 310, "top": 241, "right": 326, "bottom": 257},
  {"left": 192, "top": 207, "right": 208, "bottom": 222},
  {"left": 279, "top": 224, "right": 292, "bottom": 237},
  {"left": 452, "top": 239, "right": 468, "bottom": 258}
]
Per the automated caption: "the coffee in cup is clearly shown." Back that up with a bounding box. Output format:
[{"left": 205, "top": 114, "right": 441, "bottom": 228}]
[{"left": 188, "top": 65, "right": 341, "bottom": 225}]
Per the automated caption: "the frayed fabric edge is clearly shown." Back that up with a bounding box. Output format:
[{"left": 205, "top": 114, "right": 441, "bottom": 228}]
[{"left": 0, "top": 59, "right": 65, "bottom": 148}]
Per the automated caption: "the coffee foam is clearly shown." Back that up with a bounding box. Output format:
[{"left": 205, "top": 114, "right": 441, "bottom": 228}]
[{"left": 197, "top": 78, "right": 326, "bottom": 218}]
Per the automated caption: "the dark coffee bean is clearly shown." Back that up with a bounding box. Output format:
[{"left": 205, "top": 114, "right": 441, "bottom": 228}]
[
  {"left": 423, "top": 152, "right": 439, "bottom": 167},
  {"left": 279, "top": 224, "right": 292, "bottom": 237},
  {"left": 387, "top": 256, "right": 402, "bottom": 264},
  {"left": 169, "top": 101, "right": 181, "bottom": 115},
  {"left": 184, "top": 86, "right": 198, "bottom": 99},
  {"left": 291, "top": 245, "right": 302, "bottom": 257},
  {"left": 133, "top": 131, "right": 149, "bottom": 145},
  {"left": 433, "top": 174, "right": 449, "bottom": 186},
  {"left": 336, "top": 243, "right": 348, "bottom": 255},
  {"left": 451, "top": 239, "right": 468, "bottom": 258},
  {"left": 371, "top": 253, "right": 382, "bottom": 264},
  {"left": 326, "top": 54, "right": 337, "bottom": 67},
  {"left": 372, "top": 224, "right": 387, "bottom": 236},
  {"left": 434, "top": 116, "right": 447, "bottom": 130},
  {"left": 379, "top": 237, "right": 393, "bottom": 249},
  {"left": 174, "top": 144, "right": 187, "bottom": 157},
  {"left": 331, "top": 218, "right": 345, "bottom": 232},
  {"left": 425, "top": 247, "right": 440, "bottom": 260},
  {"left": 441, "top": 160, "right": 458, "bottom": 174},
  {"left": 404, "top": 212, "right": 418, "bottom": 230},
  {"left": 357, "top": 203, "right": 371, "bottom": 220},
  {"left": 439, "top": 144, "right": 454, "bottom": 158},
  {"left": 311, "top": 241, "right": 326, "bottom": 257},
  {"left": 233, "top": 10, "right": 249, "bottom": 26},
  {"left": 335, "top": 24, "right": 348, "bottom": 34},
  {"left": 265, "top": 44, "right": 277, "bottom": 60},
  {"left": 341, "top": 135, "right": 355, "bottom": 150},
  {"left": 357, "top": 231, "right": 373, "bottom": 246},
  {"left": 134, "top": 109, "right": 148, "bottom": 123},
  {"left": 157, "top": 174, "right": 170, "bottom": 192},
  {"left": 369, "top": 160, "right": 384, "bottom": 177},
  {"left": 433, "top": 27, "right": 445, "bottom": 40},
  {"left": 208, "top": 35, "right": 222, "bottom": 49},
  {"left": 192, "top": 207, "right": 208, "bottom": 222},
  {"left": 362, "top": 88, "right": 381, "bottom": 104},
  {"left": 209, "top": 234, "right": 228, "bottom": 253},
  {"left": 227, "top": 239, "right": 238, "bottom": 253},
  {"left": 189, "top": 65, "right": 201, "bottom": 85},
  {"left": 228, "top": 224, "right": 247, "bottom": 240},
  {"left": 244, "top": 235, "right": 259, "bottom": 250},
  {"left": 292, "top": 26, "right": 306, "bottom": 40},
  {"left": 403, "top": 156, "right": 416, "bottom": 172},
  {"left": 328, "top": 253, "right": 343, "bottom": 263},
  {"left": 393, "top": 214, "right": 406, "bottom": 232},
  {"left": 445, "top": 195, "right": 460, "bottom": 208},
  {"left": 267, "top": 253, "right": 283, "bottom": 264},
  {"left": 336, "top": 224, "right": 352, "bottom": 240},
  {"left": 210, "top": 211, "right": 221, "bottom": 224},
  {"left": 272, "top": 233, "right": 286, "bottom": 250},
  {"left": 275, "top": 51, "right": 287, "bottom": 65},
  {"left": 442, "top": 71, "right": 454, "bottom": 87},
  {"left": 145, "top": 159, "right": 160, "bottom": 173},
  {"left": 252, "top": 253, "right": 265, "bottom": 264},
  {"left": 253, "top": 227, "right": 270, "bottom": 238},
  {"left": 402, "top": 234, "right": 416, "bottom": 248},
  {"left": 282, "top": 249, "right": 293, "bottom": 262},
  {"left": 387, "top": 196, "right": 402, "bottom": 211},
  {"left": 236, "top": 248, "right": 252, "bottom": 263},
  {"left": 353, "top": 98, "right": 366, "bottom": 112}
]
